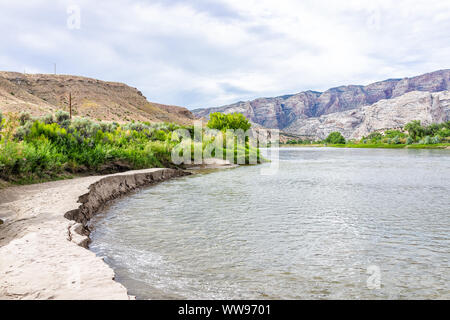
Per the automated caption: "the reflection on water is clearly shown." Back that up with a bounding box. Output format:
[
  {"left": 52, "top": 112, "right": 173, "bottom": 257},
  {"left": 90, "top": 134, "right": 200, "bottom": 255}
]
[{"left": 89, "top": 148, "right": 450, "bottom": 299}]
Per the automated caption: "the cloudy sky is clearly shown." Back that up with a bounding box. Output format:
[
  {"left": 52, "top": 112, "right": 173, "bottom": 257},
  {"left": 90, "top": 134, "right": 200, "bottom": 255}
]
[{"left": 0, "top": 0, "right": 449, "bottom": 109}]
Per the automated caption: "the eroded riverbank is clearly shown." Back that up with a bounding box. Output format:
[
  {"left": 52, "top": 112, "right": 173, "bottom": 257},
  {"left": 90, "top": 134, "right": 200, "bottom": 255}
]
[{"left": 0, "top": 168, "right": 188, "bottom": 299}]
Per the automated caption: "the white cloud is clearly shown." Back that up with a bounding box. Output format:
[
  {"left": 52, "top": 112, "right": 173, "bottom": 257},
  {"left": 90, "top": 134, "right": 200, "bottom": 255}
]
[{"left": 0, "top": 0, "right": 448, "bottom": 108}]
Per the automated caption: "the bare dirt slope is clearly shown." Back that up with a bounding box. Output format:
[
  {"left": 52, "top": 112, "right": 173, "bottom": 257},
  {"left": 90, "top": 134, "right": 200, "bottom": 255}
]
[{"left": 0, "top": 72, "right": 196, "bottom": 124}]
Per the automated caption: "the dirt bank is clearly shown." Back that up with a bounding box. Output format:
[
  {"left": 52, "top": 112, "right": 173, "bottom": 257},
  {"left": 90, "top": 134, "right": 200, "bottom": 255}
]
[{"left": 0, "top": 168, "right": 189, "bottom": 300}]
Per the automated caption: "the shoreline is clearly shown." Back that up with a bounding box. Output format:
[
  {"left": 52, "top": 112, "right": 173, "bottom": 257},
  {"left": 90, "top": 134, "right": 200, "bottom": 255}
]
[
  {"left": 279, "top": 143, "right": 450, "bottom": 149},
  {"left": 0, "top": 168, "right": 189, "bottom": 300}
]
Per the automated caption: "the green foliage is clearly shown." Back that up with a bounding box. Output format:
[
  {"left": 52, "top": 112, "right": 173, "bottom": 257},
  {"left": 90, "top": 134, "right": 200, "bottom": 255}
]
[
  {"left": 360, "top": 121, "right": 450, "bottom": 147},
  {"left": 0, "top": 111, "right": 4, "bottom": 139},
  {"left": 14, "top": 121, "right": 33, "bottom": 140},
  {"left": 384, "top": 130, "right": 406, "bottom": 139},
  {"left": 286, "top": 139, "right": 311, "bottom": 144},
  {"left": 405, "top": 120, "right": 425, "bottom": 141},
  {"left": 0, "top": 112, "right": 261, "bottom": 184},
  {"left": 419, "top": 136, "right": 432, "bottom": 144},
  {"left": 366, "top": 132, "right": 383, "bottom": 142},
  {"left": 324, "top": 132, "right": 346, "bottom": 144},
  {"left": 0, "top": 115, "right": 174, "bottom": 183},
  {"left": 19, "top": 112, "right": 32, "bottom": 126},
  {"left": 424, "top": 123, "right": 440, "bottom": 137},
  {"left": 438, "top": 126, "right": 450, "bottom": 138},
  {"left": 41, "top": 113, "right": 54, "bottom": 125},
  {"left": 431, "top": 136, "right": 441, "bottom": 144},
  {"left": 390, "top": 136, "right": 401, "bottom": 144},
  {"left": 207, "top": 112, "right": 251, "bottom": 131},
  {"left": 55, "top": 110, "right": 70, "bottom": 125},
  {"left": 282, "top": 120, "right": 450, "bottom": 149}
]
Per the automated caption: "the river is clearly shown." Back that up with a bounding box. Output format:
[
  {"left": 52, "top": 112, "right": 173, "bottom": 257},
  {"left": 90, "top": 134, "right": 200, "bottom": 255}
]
[{"left": 89, "top": 147, "right": 450, "bottom": 299}]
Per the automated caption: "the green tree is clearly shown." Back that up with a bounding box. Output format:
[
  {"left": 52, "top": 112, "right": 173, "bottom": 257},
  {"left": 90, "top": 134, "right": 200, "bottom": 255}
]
[
  {"left": 207, "top": 112, "right": 251, "bottom": 131},
  {"left": 324, "top": 131, "right": 346, "bottom": 144},
  {"left": 425, "top": 123, "right": 440, "bottom": 137},
  {"left": 404, "top": 120, "right": 424, "bottom": 141},
  {"left": 384, "top": 130, "right": 406, "bottom": 139},
  {"left": 367, "top": 132, "right": 383, "bottom": 141}
]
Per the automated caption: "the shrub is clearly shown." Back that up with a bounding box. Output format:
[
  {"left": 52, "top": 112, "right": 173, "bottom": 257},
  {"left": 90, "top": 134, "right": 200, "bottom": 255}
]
[
  {"left": 419, "top": 136, "right": 432, "bottom": 144},
  {"left": 405, "top": 120, "right": 425, "bottom": 141},
  {"left": 71, "top": 118, "right": 100, "bottom": 138},
  {"left": 14, "top": 121, "right": 33, "bottom": 141},
  {"left": 19, "top": 112, "right": 32, "bottom": 126},
  {"left": 0, "top": 111, "right": 4, "bottom": 138},
  {"left": 207, "top": 112, "right": 251, "bottom": 131},
  {"left": 0, "top": 112, "right": 259, "bottom": 183},
  {"left": 41, "top": 113, "right": 54, "bottom": 124},
  {"left": 390, "top": 136, "right": 401, "bottom": 144},
  {"left": 406, "top": 137, "right": 413, "bottom": 145},
  {"left": 431, "top": 136, "right": 441, "bottom": 144},
  {"left": 367, "top": 132, "right": 383, "bottom": 142},
  {"left": 385, "top": 130, "right": 406, "bottom": 139},
  {"left": 55, "top": 110, "right": 70, "bottom": 124},
  {"left": 324, "top": 132, "right": 346, "bottom": 144},
  {"left": 438, "top": 127, "right": 450, "bottom": 137}
]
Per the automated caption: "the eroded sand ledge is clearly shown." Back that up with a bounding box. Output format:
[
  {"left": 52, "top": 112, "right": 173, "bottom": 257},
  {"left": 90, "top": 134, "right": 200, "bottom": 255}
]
[{"left": 0, "top": 168, "right": 189, "bottom": 300}]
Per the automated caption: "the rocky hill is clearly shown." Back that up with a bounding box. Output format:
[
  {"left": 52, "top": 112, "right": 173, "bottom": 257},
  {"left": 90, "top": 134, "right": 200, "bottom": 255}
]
[
  {"left": 0, "top": 72, "right": 196, "bottom": 124},
  {"left": 286, "top": 91, "right": 450, "bottom": 140},
  {"left": 193, "top": 69, "right": 450, "bottom": 135}
]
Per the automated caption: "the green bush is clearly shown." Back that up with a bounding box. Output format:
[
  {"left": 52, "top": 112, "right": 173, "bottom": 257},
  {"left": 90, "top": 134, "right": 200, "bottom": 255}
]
[
  {"left": 431, "top": 136, "right": 441, "bottom": 144},
  {"left": 384, "top": 130, "right": 406, "bottom": 139},
  {"left": 19, "top": 112, "right": 32, "bottom": 126},
  {"left": 390, "top": 136, "right": 401, "bottom": 144},
  {"left": 406, "top": 137, "right": 413, "bottom": 145},
  {"left": 366, "top": 132, "right": 383, "bottom": 142},
  {"left": 419, "top": 136, "right": 432, "bottom": 144},
  {"left": 324, "top": 132, "right": 346, "bottom": 144},
  {"left": 0, "top": 112, "right": 260, "bottom": 183},
  {"left": 41, "top": 113, "right": 54, "bottom": 125},
  {"left": 0, "top": 111, "right": 4, "bottom": 139},
  {"left": 55, "top": 110, "right": 70, "bottom": 126},
  {"left": 207, "top": 112, "right": 251, "bottom": 131},
  {"left": 405, "top": 120, "right": 424, "bottom": 141}
]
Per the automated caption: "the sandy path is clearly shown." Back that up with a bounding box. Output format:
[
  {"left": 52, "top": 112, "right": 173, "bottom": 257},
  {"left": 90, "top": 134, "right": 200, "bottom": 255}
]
[{"left": 0, "top": 168, "right": 185, "bottom": 300}]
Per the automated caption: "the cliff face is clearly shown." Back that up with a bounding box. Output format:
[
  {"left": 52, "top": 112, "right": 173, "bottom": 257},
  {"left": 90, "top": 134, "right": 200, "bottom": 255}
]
[
  {"left": 285, "top": 91, "right": 450, "bottom": 140},
  {"left": 0, "top": 72, "right": 196, "bottom": 124},
  {"left": 193, "top": 69, "right": 450, "bottom": 130}
]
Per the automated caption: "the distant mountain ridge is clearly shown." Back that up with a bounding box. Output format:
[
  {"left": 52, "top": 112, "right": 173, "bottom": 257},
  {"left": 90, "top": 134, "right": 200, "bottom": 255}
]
[
  {"left": 287, "top": 90, "right": 450, "bottom": 140},
  {"left": 193, "top": 69, "right": 450, "bottom": 132},
  {"left": 0, "top": 72, "right": 196, "bottom": 125}
]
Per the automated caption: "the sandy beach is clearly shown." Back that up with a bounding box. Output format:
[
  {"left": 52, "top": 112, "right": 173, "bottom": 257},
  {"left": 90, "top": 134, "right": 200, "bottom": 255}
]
[{"left": 0, "top": 168, "right": 188, "bottom": 300}]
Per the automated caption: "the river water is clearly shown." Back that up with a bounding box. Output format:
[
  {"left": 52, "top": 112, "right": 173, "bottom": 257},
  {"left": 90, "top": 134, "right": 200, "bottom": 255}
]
[{"left": 89, "top": 147, "right": 450, "bottom": 299}]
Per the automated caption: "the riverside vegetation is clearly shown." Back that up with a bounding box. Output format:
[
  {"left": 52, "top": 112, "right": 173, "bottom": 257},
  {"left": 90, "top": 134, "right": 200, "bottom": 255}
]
[
  {"left": 0, "top": 111, "right": 261, "bottom": 185},
  {"left": 284, "top": 120, "right": 450, "bottom": 149}
]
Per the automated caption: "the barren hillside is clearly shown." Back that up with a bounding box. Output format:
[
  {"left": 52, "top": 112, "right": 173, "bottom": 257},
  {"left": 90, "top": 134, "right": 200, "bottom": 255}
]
[{"left": 0, "top": 72, "right": 196, "bottom": 125}]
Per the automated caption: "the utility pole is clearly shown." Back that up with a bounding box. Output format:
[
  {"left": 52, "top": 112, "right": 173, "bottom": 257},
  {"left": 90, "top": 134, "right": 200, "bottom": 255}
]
[
  {"left": 69, "top": 92, "right": 72, "bottom": 119},
  {"left": 54, "top": 63, "right": 56, "bottom": 75}
]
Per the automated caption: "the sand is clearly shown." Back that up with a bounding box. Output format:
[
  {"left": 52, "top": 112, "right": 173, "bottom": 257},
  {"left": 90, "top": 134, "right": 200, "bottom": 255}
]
[{"left": 0, "top": 168, "right": 188, "bottom": 300}]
